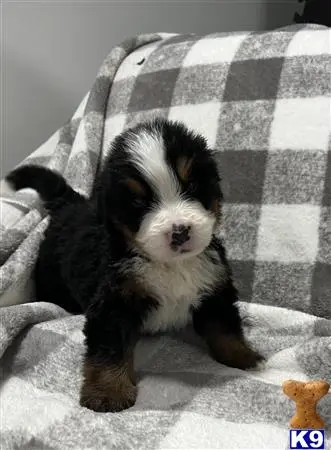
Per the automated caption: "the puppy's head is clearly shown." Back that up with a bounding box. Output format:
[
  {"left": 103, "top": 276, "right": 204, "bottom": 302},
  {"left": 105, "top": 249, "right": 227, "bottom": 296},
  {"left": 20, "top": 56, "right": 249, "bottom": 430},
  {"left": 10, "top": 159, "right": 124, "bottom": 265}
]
[{"left": 97, "top": 119, "right": 222, "bottom": 262}]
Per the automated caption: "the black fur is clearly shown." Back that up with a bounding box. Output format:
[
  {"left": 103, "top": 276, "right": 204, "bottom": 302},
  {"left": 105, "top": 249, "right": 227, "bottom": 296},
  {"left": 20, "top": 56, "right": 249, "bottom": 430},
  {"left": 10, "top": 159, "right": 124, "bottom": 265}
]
[
  {"left": 6, "top": 119, "right": 262, "bottom": 412},
  {"left": 6, "top": 165, "right": 83, "bottom": 212},
  {"left": 294, "top": 0, "right": 331, "bottom": 27}
]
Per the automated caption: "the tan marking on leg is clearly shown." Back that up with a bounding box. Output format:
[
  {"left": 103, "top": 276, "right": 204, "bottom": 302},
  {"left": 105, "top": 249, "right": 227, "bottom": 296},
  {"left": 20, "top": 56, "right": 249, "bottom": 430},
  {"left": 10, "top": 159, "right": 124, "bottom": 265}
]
[
  {"left": 207, "top": 332, "right": 263, "bottom": 370},
  {"left": 80, "top": 352, "right": 137, "bottom": 412}
]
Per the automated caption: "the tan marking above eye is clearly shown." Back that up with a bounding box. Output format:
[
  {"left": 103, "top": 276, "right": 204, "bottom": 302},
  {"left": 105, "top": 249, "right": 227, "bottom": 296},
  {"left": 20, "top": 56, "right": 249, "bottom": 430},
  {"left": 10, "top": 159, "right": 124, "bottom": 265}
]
[
  {"left": 123, "top": 178, "right": 146, "bottom": 196},
  {"left": 176, "top": 156, "right": 194, "bottom": 182}
]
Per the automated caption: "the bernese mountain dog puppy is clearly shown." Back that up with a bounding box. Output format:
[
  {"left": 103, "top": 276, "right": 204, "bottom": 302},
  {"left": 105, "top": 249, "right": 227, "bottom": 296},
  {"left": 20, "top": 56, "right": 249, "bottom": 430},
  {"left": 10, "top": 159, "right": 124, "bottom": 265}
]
[{"left": 6, "top": 119, "right": 263, "bottom": 413}]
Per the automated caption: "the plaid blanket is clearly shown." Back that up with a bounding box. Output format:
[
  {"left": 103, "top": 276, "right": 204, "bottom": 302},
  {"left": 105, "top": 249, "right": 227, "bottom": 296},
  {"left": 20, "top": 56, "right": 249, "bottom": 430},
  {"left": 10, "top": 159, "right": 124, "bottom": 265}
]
[{"left": 1, "top": 25, "right": 330, "bottom": 449}]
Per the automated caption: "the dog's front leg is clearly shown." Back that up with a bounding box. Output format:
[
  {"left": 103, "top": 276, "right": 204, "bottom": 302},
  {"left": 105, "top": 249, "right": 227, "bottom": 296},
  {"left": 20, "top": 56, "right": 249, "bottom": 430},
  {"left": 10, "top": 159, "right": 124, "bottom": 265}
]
[
  {"left": 79, "top": 283, "right": 151, "bottom": 413},
  {"left": 192, "top": 281, "right": 263, "bottom": 370},
  {"left": 80, "top": 347, "right": 137, "bottom": 413}
]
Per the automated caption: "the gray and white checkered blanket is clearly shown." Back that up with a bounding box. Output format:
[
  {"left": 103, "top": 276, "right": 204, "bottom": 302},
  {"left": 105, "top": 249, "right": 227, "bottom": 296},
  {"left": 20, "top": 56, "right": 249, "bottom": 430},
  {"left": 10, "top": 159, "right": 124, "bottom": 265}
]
[{"left": 1, "top": 25, "right": 330, "bottom": 449}]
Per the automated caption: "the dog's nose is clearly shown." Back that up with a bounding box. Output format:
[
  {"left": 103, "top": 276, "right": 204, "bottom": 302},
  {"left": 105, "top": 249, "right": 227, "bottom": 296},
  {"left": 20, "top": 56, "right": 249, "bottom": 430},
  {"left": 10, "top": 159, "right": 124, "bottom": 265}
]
[{"left": 168, "top": 224, "right": 191, "bottom": 251}]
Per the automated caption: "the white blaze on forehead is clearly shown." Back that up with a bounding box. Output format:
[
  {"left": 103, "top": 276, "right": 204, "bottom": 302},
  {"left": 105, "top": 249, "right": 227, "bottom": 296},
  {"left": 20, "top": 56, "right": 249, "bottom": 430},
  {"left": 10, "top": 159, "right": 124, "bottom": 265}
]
[{"left": 126, "top": 128, "right": 179, "bottom": 202}]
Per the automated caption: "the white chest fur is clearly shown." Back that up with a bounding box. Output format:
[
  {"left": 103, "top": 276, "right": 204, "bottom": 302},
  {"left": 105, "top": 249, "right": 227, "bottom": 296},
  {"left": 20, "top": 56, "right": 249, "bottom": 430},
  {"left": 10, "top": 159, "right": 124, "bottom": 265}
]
[{"left": 130, "top": 250, "right": 225, "bottom": 333}]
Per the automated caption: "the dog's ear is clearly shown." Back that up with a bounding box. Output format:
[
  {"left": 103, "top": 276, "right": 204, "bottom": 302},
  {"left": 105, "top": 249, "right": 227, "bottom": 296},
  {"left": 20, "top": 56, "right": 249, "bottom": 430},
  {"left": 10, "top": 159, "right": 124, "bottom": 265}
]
[
  {"left": 211, "top": 150, "right": 223, "bottom": 200},
  {"left": 209, "top": 149, "right": 223, "bottom": 227},
  {"left": 92, "top": 164, "right": 118, "bottom": 229}
]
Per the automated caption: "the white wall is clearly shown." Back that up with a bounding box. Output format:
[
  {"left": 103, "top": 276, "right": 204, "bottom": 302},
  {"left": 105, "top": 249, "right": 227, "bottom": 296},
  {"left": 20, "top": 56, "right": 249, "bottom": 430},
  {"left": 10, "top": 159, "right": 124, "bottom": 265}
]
[{"left": 2, "top": 0, "right": 302, "bottom": 174}]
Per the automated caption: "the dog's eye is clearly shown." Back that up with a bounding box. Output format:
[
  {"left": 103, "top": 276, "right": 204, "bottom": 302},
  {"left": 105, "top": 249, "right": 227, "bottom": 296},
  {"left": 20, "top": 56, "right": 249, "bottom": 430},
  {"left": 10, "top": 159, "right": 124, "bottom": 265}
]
[
  {"left": 187, "top": 180, "right": 197, "bottom": 192},
  {"left": 132, "top": 198, "right": 146, "bottom": 209}
]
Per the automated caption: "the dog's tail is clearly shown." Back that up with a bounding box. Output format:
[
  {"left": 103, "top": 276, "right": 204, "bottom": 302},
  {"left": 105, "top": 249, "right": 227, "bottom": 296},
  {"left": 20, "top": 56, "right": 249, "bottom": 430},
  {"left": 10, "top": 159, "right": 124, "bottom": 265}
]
[{"left": 6, "top": 165, "right": 84, "bottom": 212}]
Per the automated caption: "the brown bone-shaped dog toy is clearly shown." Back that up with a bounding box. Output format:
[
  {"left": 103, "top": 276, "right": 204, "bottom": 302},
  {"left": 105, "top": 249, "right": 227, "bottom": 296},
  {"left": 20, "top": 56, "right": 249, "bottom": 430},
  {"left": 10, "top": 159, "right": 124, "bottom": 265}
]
[{"left": 282, "top": 380, "right": 330, "bottom": 429}]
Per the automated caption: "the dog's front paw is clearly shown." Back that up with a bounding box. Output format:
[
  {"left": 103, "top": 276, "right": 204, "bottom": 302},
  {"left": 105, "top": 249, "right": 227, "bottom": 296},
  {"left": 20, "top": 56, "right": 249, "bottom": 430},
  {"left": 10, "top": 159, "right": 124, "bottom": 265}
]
[
  {"left": 232, "top": 344, "right": 265, "bottom": 370},
  {"left": 80, "top": 383, "right": 137, "bottom": 413},
  {"left": 209, "top": 335, "right": 264, "bottom": 370},
  {"left": 80, "top": 359, "right": 138, "bottom": 413}
]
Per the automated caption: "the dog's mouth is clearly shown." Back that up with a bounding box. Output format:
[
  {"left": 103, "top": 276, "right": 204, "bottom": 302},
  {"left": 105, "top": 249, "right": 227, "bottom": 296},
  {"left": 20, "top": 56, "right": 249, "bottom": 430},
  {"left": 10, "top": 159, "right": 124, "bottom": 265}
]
[
  {"left": 171, "top": 245, "right": 192, "bottom": 255},
  {"left": 169, "top": 238, "right": 196, "bottom": 256},
  {"left": 180, "top": 248, "right": 191, "bottom": 254}
]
